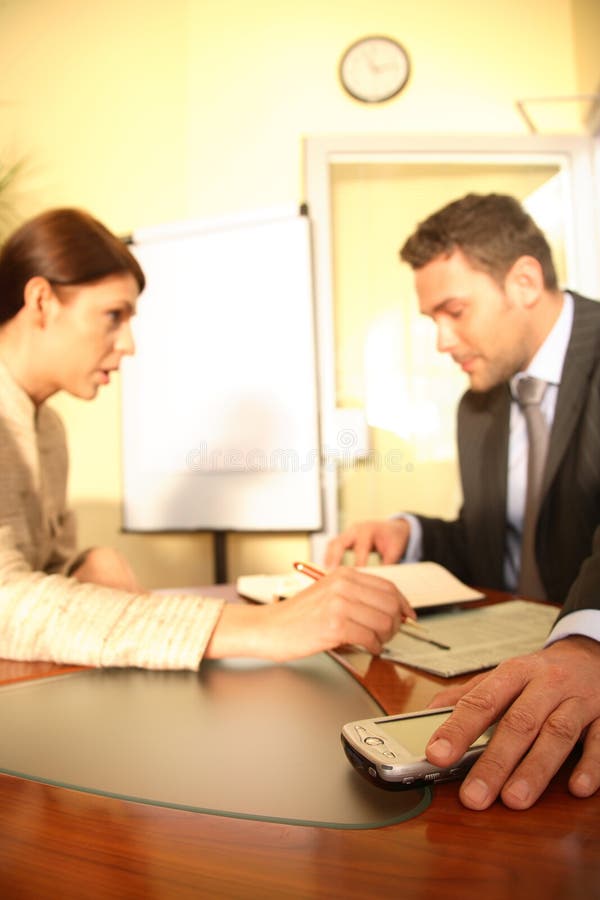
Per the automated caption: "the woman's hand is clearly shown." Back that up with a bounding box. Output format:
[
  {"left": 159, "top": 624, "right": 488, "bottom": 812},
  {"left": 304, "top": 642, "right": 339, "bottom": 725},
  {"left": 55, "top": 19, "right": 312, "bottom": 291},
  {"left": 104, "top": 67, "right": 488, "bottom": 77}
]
[
  {"left": 71, "top": 547, "right": 144, "bottom": 593},
  {"left": 205, "top": 567, "right": 414, "bottom": 661}
]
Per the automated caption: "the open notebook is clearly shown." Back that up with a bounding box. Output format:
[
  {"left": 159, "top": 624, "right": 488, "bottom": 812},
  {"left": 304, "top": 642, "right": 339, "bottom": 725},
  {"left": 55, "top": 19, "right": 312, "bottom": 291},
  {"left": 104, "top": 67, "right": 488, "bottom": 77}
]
[
  {"left": 236, "top": 562, "right": 484, "bottom": 610},
  {"left": 381, "top": 599, "right": 559, "bottom": 677}
]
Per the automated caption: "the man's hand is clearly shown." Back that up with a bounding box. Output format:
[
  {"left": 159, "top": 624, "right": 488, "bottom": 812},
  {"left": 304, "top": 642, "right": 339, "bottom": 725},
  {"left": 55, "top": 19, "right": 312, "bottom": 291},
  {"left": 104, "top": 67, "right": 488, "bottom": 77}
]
[
  {"left": 205, "top": 567, "right": 415, "bottom": 661},
  {"left": 425, "top": 635, "right": 600, "bottom": 810},
  {"left": 324, "top": 519, "right": 410, "bottom": 568}
]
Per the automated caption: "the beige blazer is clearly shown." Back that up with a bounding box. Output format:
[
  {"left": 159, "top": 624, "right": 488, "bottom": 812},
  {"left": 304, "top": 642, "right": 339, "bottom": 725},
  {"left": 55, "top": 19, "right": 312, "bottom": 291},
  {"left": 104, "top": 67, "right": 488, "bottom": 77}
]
[{"left": 0, "top": 360, "right": 223, "bottom": 669}]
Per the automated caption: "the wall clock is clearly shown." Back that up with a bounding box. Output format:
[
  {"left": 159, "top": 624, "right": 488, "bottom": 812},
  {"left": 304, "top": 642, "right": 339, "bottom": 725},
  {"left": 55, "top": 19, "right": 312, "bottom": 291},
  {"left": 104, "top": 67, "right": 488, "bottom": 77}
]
[{"left": 339, "top": 35, "right": 410, "bottom": 104}]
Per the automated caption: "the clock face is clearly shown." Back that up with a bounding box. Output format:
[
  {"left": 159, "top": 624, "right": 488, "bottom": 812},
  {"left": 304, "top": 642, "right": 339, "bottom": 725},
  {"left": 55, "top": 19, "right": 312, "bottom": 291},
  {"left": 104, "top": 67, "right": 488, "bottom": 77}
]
[{"left": 339, "top": 36, "right": 410, "bottom": 103}]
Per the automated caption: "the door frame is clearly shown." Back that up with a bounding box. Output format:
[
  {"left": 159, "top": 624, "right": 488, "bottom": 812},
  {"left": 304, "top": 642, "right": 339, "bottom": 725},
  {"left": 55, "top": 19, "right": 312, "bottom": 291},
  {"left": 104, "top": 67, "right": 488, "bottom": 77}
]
[{"left": 303, "top": 133, "right": 600, "bottom": 560}]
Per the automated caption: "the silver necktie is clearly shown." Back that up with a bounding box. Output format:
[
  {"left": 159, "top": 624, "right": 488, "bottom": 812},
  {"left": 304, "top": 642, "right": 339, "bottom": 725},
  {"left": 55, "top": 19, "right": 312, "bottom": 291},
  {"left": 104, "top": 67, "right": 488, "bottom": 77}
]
[{"left": 516, "top": 376, "right": 549, "bottom": 600}]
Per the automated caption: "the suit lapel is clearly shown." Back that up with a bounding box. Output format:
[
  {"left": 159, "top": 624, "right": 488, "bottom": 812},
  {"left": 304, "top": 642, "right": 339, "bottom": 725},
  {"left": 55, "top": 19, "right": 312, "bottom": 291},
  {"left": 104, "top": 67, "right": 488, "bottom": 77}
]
[
  {"left": 460, "top": 385, "right": 510, "bottom": 581},
  {"left": 482, "top": 387, "right": 511, "bottom": 562},
  {"left": 543, "top": 294, "right": 600, "bottom": 495}
]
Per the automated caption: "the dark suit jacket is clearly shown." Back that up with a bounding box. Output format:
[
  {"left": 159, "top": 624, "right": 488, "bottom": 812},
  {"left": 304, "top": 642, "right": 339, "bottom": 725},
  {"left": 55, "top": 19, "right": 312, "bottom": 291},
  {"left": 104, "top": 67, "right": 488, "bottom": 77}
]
[
  {"left": 558, "top": 527, "right": 600, "bottom": 617},
  {"left": 415, "top": 292, "right": 600, "bottom": 604}
]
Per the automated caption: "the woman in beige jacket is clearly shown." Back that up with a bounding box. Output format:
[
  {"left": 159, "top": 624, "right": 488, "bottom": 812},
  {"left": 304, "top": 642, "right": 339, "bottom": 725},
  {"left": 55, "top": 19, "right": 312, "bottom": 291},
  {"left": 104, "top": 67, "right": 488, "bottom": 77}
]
[{"left": 0, "top": 208, "right": 412, "bottom": 669}]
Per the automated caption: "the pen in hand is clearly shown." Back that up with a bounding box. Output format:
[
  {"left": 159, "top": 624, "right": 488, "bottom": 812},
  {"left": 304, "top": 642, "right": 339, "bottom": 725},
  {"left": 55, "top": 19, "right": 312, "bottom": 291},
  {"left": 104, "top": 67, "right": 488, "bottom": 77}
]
[
  {"left": 292, "top": 561, "right": 448, "bottom": 648},
  {"left": 293, "top": 561, "right": 327, "bottom": 581}
]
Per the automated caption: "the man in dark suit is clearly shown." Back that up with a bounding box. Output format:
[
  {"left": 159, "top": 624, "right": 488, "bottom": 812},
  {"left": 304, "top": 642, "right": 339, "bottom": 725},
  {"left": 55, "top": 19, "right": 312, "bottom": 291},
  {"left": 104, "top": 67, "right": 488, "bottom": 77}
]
[
  {"left": 325, "top": 193, "right": 600, "bottom": 605},
  {"left": 326, "top": 192, "right": 600, "bottom": 808},
  {"left": 426, "top": 528, "right": 600, "bottom": 810}
]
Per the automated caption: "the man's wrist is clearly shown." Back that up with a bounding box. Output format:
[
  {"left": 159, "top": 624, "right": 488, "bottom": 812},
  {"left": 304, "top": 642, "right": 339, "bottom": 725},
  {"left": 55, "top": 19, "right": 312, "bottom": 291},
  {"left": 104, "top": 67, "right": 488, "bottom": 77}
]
[
  {"left": 545, "top": 609, "right": 600, "bottom": 647},
  {"left": 392, "top": 513, "right": 422, "bottom": 561}
]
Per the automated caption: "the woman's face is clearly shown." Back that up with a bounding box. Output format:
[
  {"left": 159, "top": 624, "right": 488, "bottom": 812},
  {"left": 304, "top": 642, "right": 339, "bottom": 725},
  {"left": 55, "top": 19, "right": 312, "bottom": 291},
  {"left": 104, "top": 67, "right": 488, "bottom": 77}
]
[{"left": 43, "top": 272, "right": 139, "bottom": 401}]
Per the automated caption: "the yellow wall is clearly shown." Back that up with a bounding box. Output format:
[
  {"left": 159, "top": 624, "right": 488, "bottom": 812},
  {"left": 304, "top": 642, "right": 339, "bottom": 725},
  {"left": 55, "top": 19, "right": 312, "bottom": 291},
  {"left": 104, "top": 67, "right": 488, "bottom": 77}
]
[
  {"left": 0, "top": 0, "right": 582, "bottom": 586},
  {"left": 572, "top": 0, "right": 600, "bottom": 95}
]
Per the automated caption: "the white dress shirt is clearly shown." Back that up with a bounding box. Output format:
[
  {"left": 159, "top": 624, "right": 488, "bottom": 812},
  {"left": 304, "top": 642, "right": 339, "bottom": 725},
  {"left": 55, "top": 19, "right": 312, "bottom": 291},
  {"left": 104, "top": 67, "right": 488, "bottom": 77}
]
[{"left": 504, "top": 293, "right": 573, "bottom": 590}]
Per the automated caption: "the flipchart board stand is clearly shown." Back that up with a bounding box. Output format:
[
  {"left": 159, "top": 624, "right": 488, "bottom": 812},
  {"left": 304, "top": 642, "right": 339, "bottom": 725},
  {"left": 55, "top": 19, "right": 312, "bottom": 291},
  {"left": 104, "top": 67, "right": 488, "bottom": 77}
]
[{"left": 121, "top": 207, "right": 322, "bottom": 582}]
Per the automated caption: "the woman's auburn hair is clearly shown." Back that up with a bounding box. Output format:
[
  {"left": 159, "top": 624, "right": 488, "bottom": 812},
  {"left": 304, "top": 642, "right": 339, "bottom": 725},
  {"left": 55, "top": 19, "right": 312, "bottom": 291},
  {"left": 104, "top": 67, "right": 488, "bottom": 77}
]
[{"left": 0, "top": 208, "right": 145, "bottom": 325}]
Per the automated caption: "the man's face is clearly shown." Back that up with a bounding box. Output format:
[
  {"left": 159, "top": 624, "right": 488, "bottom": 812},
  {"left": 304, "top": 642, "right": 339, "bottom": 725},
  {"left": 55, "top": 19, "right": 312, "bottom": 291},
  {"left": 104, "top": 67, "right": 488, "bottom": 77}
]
[{"left": 414, "top": 249, "right": 531, "bottom": 392}]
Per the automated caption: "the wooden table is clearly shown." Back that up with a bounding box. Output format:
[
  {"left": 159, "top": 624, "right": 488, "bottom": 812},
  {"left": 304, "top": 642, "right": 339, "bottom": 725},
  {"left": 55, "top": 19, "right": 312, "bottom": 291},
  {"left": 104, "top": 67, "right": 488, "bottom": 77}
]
[{"left": 0, "top": 588, "right": 598, "bottom": 899}]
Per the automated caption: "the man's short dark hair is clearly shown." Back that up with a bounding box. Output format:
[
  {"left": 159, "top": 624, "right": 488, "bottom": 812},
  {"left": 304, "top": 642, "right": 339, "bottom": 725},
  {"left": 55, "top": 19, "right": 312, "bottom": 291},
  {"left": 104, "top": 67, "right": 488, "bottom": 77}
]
[{"left": 400, "top": 193, "right": 558, "bottom": 290}]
